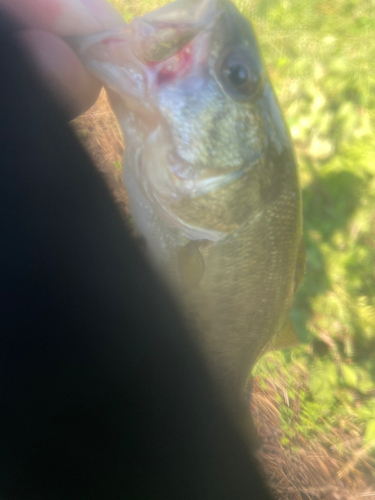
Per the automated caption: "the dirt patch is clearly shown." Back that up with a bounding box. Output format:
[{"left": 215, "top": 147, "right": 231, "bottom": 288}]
[
  {"left": 72, "top": 90, "right": 129, "bottom": 220},
  {"left": 251, "top": 377, "right": 375, "bottom": 500}
]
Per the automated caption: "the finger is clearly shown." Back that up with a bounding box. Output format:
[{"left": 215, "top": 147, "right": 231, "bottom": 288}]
[
  {"left": 18, "top": 29, "right": 102, "bottom": 118},
  {"left": 0, "top": 0, "right": 124, "bottom": 36}
]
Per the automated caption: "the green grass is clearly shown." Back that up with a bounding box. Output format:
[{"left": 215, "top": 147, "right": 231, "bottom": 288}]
[
  {"left": 249, "top": 0, "right": 375, "bottom": 455},
  {"left": 108, "top": 0, "right": 375, "bottom": 456}
]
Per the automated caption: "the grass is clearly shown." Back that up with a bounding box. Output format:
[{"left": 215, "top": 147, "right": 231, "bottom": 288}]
[
  {"left": 74, "top": 0, "right": 375, "bottom": 496},
  {"left": 250, "top": 0, "right": 375, "bottom": 471}
]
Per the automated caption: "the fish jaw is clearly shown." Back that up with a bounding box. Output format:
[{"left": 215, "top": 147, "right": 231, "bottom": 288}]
[{"left": 68, "top": 0, "right": 219, "bottom": 106}]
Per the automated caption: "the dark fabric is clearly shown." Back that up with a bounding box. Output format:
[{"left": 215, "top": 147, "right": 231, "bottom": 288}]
[{"left": 0, "top": 10, "right": 274, "bottom": 500}]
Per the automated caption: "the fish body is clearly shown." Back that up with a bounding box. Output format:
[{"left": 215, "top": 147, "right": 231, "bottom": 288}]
[{"left": 71, "top": 0, "right": 303, "bottom": 414}]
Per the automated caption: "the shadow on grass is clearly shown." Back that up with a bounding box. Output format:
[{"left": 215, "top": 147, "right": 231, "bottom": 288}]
[{"left": 292, "top": 161, "right": 366, "bottom": 344}]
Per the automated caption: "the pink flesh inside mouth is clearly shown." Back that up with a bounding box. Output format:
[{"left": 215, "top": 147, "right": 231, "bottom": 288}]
[
  {"left": 143, "top": 41, "right": 195, "bottom": 85},
  {"left": 101, "top": 36, "right": 127, "bottom": 46}
]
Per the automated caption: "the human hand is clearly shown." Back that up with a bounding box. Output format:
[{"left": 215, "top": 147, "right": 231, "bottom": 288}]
[{"left": 0, "top": 0, "right": 125, "bottom": 118}]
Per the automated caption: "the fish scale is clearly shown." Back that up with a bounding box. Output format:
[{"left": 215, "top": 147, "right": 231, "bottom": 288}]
[{"left": 186, "top": 196, "right": 300, "bottom": 385}]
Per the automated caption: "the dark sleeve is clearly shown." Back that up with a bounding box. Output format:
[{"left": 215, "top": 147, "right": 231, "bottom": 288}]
[{"left": 0, "top": 10, "right": 274, "bottom": 500}]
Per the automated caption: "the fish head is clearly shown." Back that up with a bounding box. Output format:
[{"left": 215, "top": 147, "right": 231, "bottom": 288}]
[{"left": 71, "top": 0, "right": 295, "bottom": 240}]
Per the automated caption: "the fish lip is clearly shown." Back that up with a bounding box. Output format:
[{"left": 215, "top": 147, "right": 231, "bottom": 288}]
[{"left": 67, "top": 0, "right": 225, "bottom": 103}]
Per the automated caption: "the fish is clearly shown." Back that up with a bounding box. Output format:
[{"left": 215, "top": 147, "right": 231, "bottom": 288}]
[{"left": 69, "top": 0, "right": 304, "bottom": 422}]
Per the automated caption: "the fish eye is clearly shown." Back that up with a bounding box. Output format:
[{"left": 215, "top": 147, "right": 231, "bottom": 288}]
[{"left": 219, "top": 47, "right": 262, "bottom": 99}]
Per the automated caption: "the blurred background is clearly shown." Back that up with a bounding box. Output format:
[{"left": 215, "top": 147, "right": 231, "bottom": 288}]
[{"left": 73, "top": 0, "right": 375, "bottom": 497}]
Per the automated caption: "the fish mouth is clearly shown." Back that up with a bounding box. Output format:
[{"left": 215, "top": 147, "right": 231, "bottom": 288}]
[{"left": 67, "top": 0, "right": 223, "bottom": 104}]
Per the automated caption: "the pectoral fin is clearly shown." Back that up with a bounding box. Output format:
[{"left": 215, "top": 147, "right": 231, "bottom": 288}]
[{"left": 268, "top": 318, "right": 300, "bottom": 352}]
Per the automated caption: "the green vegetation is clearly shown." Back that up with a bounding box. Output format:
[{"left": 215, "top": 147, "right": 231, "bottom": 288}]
[
  {"left": 250, "top": 0, "right": 375, "bottom": 458},
  {"left": 108, "top": 0, "right": 375, "bottom": 458}
]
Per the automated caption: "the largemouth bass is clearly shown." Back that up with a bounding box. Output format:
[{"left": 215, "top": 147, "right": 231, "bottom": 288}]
[{"left": 70, "top": 0, "right": 304, "bottom": 418}]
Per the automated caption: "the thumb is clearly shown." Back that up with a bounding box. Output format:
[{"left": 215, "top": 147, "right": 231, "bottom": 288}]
[{"left": 0, "top": 0, "right": 125, "bottom": 37}]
